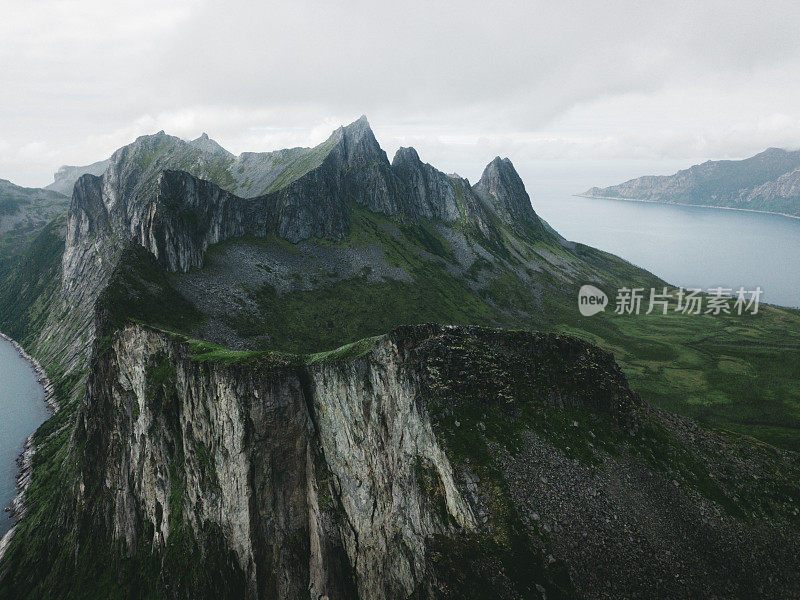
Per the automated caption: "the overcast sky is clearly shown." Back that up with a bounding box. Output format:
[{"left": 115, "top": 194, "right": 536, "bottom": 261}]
[{"left": 3, "top": 0, "right": 800, "bottom": 188}]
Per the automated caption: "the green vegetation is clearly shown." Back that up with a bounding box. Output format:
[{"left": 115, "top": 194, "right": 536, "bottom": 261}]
[
  {"left": 223, "top": 206, "right": 516, "bottom": 352},
  {"left": 186, "top": 331, "right": 380, "bottom": 366},
  {"left": 552, "top": 298, "right": 800, "bottom": 451},
  {"left": 0, "top": 215, "right": 65, "bottom": 344},
  {"left": 421, "top": 329, "right": 799, "bottom": 558},
  {"left": 96, "top": 245, "right": 204, "bottom": 342},
  {"left": 261, "top": 134, "right": 338, "bottom": 194},
  {"left": 304, "top": 335, "right": 381, "bottom": 364},
  {"left": 102, "top": 200, "right": 800, "bottom": 452}
]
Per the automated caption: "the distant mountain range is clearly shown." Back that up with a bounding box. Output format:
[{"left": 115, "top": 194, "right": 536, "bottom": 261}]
[{"left": 583, "top": 147, "right": 800, "bottom": 217}]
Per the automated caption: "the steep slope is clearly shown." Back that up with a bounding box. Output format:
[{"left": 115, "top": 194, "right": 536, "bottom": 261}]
[
  {"left": 583, "top": 147, "right": 800, "bottom": 216},
  {"left": 2, "top": 324, "right": 798, "bottom": 599},
  {"left": 67, "top": 117, "right": 647, "bottom": 357},
  {"left": 54, "top": 115, "right": 573, "bottom": 373}
]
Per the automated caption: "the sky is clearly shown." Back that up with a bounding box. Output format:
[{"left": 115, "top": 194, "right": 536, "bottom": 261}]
[{"left": 3, "top": 0, "right": 800, "bottom": 189}]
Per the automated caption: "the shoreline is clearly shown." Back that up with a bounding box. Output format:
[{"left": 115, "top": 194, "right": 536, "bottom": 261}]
[
  {"left": 0, "top": 332, "right": 58, "bottom": 563},
  {"left": 575, "top": 194, "right": 800, "bottom": 221},
  {"left": 0, "top": 332, "right": 58, "bottom": 413}
]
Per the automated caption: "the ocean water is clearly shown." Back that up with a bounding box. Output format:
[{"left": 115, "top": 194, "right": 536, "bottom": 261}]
[
  {"left": 530, "top": 191, "right": 800, "bottom": 309},
  {"left": 0, "top": 337, "right": 50, "bottom": 536},
  {"left": 511, "top": 160, "right": 800, "bottom": 308}
]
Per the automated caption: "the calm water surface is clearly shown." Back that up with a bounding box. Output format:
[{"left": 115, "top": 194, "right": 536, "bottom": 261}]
[
  {"left": 0, "top": 337, "right": 50, "bottom": 536},
  {"left": 533, "top": 193, "right": 800, "bottom": 308}
]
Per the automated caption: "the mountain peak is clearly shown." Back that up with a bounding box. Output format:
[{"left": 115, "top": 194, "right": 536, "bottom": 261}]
[
  {"left": 338, "top": 114, "right": 375, "bottom": 143},
  {"left": 485, "top": 155, "right": 514, "bottom": 173},
  {"left": 474, "top": 156, "right": 537, "bottom": 225},
  {"left": 391, "top": 146, "right": 422, "bottom": 167},
  {"left": 351, "top": 114, "right": 370, "bottom": 128},
  {"left": 189, "top": 132, "right": 232, "bottom": 157},
  {"left": 326, "top": 114, "right": 388, "bottom": 170}
]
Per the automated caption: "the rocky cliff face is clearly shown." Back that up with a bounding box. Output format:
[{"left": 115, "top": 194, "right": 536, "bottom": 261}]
[
  {"left": 474, "top": 156, "right": 540, "bottom": 228},
  {"left": 35, "top": 116, "right": 552, "bottom": 397},
  {"left": 61, "top": 322, "right": 800, "bottom": 599},
  {"left": 138, "top": 170, "right": 278, "bottom": 273},
  {"left": 391, "top": 147, "right": 464, "bottom": 222},
  {"left": 73, "top": 324, "right": 486, "bottom": 599},
  {"left": 60, "top": 115, "right": 543, "bottom": 330}
]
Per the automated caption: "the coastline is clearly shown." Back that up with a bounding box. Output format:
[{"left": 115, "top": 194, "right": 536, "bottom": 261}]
[
  {"left": 0, "top": 332, "right": 58, "bottom": 563},
  {"left": 575, "top": 194, "right": 800, "bottom": 221},
  {"left": 0, "top": 332, "right": 58, "bottom": 414}
]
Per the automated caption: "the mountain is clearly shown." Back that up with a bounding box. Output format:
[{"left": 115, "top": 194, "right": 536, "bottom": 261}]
[
  {"left": 46, "top": 159, "right": 111, "bottom": 196},
  {"left": 583, "top": 147, "right": 800, "bottom": 217},
  {"left": 49, "top": 115, "right": 632, "bottom": 374},
  {"left": 0, "top": 117, "right": 799, "bottom": 599},
  {"left": 0, "top": 179, "right": 68, "bottom": 237}
]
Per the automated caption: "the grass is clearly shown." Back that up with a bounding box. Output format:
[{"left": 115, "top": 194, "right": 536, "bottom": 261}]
[
  {"left": 550, "top": 296, "right": 800, "bottom": 450},
  {"left": 0, "top": 215, "right": 65, "bottom": 345}
]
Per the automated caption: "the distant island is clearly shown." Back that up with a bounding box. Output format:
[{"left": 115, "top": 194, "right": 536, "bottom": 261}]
[{"left": 582, "top": 147, "right": 800, "bottom": 218}]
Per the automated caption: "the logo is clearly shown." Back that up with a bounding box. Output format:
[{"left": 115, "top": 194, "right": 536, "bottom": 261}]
[
  {"left": 577, "top": 285, "right": 762, "bottom": 316},
  {"left": 578, "top": 285, "right": 608, "bottom": 316}
]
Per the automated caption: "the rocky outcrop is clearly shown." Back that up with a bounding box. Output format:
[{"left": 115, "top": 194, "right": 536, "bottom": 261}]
[
  {"left": 74, "top": 324, "right": 486, "bottom": 599},
  {"left": 62, "top": 116, "right": 548, "bottom": 281},
  {"left": 391, "top": 147, "right": 461, "bottom": 222},
  {"left": 139, "top": 171, "right": 276, "bottom": 273},
  {"left": 474, "top": 156, "right": 541, "bottom": 228},
  {"left": 87, "top": 117, "right": 548, "bottom": 277}
]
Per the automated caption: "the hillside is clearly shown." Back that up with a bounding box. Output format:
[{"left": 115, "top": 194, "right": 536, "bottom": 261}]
[
  {"left": 0, "top": 117, "right": 798, "bottom": 598},
  {"left": 583, "top": 147, "right": 800, "bottom": 217},
  {"left": 0, "top": 179, "right": 68, "bottom": 252}
]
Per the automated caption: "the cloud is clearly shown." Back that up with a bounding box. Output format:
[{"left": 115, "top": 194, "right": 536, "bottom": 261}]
[{"left": 3, "top": 0, "right": 800, "bottom": 186}]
